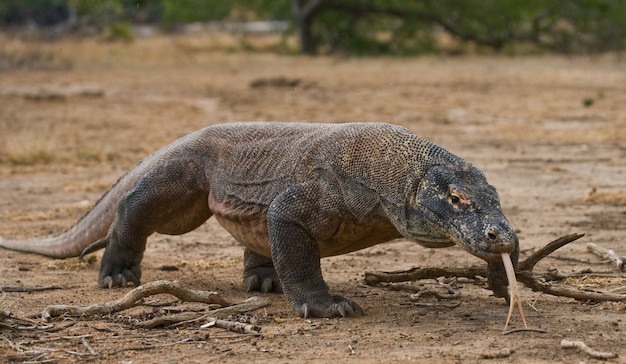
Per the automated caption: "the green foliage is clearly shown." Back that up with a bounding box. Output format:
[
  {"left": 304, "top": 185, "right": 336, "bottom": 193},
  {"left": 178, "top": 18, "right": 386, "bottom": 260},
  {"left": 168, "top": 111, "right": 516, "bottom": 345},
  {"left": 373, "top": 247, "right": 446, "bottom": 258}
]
[
  {"left": 162, "top": 0, "right": 232, "bottom": 23},
  {"left": 161, "top": 0, "right": 291, "bottom": 24},
  {"left": 69, "top": 0, "right": 124, "bottom": 28},
  {"left": 1, "top": 0, "right": 625, "bottom": 55},
  {"left": 309, "top": 3, "right": 438, "bottom": 55},
  {"left": 107, "top": 21, "right": 134, "bottom": 41},
  {"left": 296, "top": 0, "right": 626, "bottom": 54}
]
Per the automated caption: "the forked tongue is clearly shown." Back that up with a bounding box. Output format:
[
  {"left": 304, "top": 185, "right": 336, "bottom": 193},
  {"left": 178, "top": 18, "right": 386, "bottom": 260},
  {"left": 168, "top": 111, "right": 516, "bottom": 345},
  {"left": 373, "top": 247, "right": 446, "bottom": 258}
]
[{"left": 501, "top": 252, "right": 527, "bottom": 332}]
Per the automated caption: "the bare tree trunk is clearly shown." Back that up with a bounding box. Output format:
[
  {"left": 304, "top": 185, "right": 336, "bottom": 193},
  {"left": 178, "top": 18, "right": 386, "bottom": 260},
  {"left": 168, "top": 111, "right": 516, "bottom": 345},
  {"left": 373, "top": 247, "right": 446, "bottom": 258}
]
[{"left": 291, "top": 0, "right": 325, "bottom": 55}]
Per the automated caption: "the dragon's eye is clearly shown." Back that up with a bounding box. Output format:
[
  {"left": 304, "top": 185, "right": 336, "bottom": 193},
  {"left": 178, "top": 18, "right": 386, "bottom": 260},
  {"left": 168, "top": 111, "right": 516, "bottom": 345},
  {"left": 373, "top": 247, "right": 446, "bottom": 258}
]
[{"left": 450, "top": 195, "right": 460, "bottom": 204}]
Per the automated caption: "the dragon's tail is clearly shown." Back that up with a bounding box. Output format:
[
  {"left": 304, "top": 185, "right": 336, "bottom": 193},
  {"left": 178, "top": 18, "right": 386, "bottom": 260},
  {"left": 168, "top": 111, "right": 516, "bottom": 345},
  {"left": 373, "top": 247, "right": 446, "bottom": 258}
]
[
  {"left": 0, "top": 174, "right": 132, "bottom": 258},
  {"left": 0, "top": 128, "right": 208, "bottom": 259}
]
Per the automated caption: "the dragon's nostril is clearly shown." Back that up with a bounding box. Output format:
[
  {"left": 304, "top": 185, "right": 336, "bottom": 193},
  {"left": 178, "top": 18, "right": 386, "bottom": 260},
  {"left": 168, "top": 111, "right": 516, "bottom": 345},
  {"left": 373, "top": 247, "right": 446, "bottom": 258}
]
[{"left": 487, "top": 229, "right": 497, "bottom": 240}]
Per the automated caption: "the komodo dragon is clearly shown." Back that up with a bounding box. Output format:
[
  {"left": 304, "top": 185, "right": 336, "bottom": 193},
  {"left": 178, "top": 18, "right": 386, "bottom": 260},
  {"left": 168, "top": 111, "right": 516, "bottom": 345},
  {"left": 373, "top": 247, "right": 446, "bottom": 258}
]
[{"left": 0, "top": 122, "right": 519, "bottom": 318}]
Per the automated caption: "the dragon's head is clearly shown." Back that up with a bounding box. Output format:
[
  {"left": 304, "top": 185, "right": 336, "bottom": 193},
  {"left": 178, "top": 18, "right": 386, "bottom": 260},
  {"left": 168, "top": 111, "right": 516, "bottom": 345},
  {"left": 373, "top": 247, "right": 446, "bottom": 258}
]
[
  {"left": 389, "top": 162, "right": 519, "bottom": 299},
  {"left": 412, "top": 164, "right": 517, "bottom": 260}
]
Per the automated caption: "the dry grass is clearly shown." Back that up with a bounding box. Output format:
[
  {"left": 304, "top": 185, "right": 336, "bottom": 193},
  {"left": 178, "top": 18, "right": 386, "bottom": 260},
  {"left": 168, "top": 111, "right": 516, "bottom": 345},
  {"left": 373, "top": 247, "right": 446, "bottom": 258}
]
[
  {"left": 0, "top": 36, "right": 72, "bottom": 71},
  {"left": 0, "top": 129, "right": 58, "bottom": 165},
  {"left": 1, "top": 33, "right": 625, "bottom": 168},
  {"left": 585, "top": 187, "right": 626, "bottom": 205},
  {"left": 491, "top": 119, "right": 626, "bottom": 145}
]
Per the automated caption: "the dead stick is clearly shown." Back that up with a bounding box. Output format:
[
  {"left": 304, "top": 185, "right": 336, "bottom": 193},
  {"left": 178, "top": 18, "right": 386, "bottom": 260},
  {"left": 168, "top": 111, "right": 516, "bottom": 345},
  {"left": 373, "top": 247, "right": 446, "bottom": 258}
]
[
  {"left": 587, "top": 242, "right": 624, "bottom": 271},
  {"left": 201, "top": 318, "right": 262, "bottom": 335},
  {"left": 503, "top": 328, "right": 548, "bottom": 335},
  {"left": 1, "top": 286, "right": 63, "bottom": 293},
  {"left": 80, "top": 337, "right": 97, "bottom": 356},
  {"left": 365, "top": 266, "right": 485, "bottom": 285},
  {"left": 205, "top": 296, "right": 272, "bottom": 316},
  {"left": 364, "top": 234, "right": 585, "bottom": 284},
  {"left": 41, "top": 280, "right": 229, "bottom": 322},
  {"left": 135, "top": 297, "right": 271, "bottom": 329},
  {"left": 366, "top": 233, "right": 626, "bottom": 302},
  {"left": 517, "top": 271, "right": 626, "bottom": 301},
  {"left": 561, "top": 339, "right": 618, "bottom": 359},
  {"left": 135, "top": 312, "right": 203, "bottom": 329},
  {"left": 518, "top": 233, "right": 585, "bottom": 271}
]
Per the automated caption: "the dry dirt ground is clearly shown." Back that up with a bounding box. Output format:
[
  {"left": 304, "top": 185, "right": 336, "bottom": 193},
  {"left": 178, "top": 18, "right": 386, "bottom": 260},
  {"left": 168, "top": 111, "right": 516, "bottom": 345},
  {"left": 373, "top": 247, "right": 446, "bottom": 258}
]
[{"left": 0, "top": 34, "right": 625, "bottom": 363}]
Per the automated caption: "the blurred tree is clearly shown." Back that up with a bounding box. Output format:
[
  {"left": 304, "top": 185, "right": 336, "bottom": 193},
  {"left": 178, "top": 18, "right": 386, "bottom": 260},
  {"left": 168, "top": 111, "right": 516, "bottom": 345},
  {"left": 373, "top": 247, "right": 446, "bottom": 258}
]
[
  {"left": 161, "top": 0, "right": 290, "bottom": 24},
  {"left": 288, "top": 0, "right": 626, "bottom": 54},
  {"left": 0, "top": 0, "right": 69, "bottom": 26},
  {"left": 162, "top": 0, "right": 231, "bottom": 24},
  {"left": 1, "top": 0, "right": 624, "bottom": 54},
  {"left": 69, "top": 0, "right": 124, "bottom": 28}
]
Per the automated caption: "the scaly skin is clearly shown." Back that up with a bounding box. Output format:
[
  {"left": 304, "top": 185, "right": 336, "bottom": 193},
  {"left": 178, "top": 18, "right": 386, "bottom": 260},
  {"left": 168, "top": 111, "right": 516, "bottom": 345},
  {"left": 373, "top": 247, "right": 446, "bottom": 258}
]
[{"left": 0, "top": 122, "right": 519, "bottom": 318}]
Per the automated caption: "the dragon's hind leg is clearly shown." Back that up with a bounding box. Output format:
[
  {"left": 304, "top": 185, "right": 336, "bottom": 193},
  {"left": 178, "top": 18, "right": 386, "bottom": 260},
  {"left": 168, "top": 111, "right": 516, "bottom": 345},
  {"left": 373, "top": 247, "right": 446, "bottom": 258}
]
[{"left": 97, "top": 159, "right": 211, "bottom": 288}]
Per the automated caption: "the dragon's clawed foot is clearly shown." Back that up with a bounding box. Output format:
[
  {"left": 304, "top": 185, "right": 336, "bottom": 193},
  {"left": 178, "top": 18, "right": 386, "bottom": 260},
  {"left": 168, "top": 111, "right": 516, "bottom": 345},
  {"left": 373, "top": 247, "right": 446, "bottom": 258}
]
[
  {"left": 244, "top": 266, "right": 282, "bottom": 293},
  {"left": 99, "top": 268, "right": 141, "bottom": 288},
  {"left": 98, "top": 244, "right": 143, "bottom": 289},
  {"left": 295, "top": 294, "right": 364, "bottom": 318}
]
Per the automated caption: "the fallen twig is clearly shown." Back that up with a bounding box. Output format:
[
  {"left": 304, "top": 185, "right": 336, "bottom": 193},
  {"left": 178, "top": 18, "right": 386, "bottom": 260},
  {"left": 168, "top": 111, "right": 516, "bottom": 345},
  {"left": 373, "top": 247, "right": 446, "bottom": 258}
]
[
  {"left": 587, "top": 243, "right": 624, "bottom": 271},
  {"left": 412, "top": 284, "right": 460, "bottom": 300},
  {"left": 411, "top": 302, "right": 462, "bottom": 309},
  {"left": 561, "top": 339, "right": 618, "bottom": 360},
  {"left": 80, "top": 337, "right": 97, "bottom": 356},
  {"left": 542, "top": 268, "right": 618, "bottom": 281},
  {"left": 135, "top": 296, "right": 271, "bottom": 330},
  {"left": 200, "top": 318, "right": 262, "bottom": 335},
  {"left": 502, "top": 328, "right": 548, "bottom": 335},
  {"left": 136, "top": 312, "right": 204, "bottom": 329},
  {"left": 1, "top": 310, "right": 75, "bottom": 332},
  {"left": 365, "top": 233, "right": 626, "bottom": 303},
  {"left": 516, "top": 271, "right": 626, "bottom": 301},
  {"left": 518, "top": 233, "right": 586, "bottom": 271},
  {"left": 547, "top": 254, "right": 609, "bottom": 265},
  {"left": 0, "top": 285, "right": 64, "bottom": 293},
  {"left": 41, "top": 280, "right": 230, "bottom": 321},
  {"left": 207, "top": 296, "right": 272, "bottom": 316},
  {"left": 347, "top": 344, "right": 356, "bottom": 355},
  {"left": 365, "top": 266, "right": 485, "bottom": 285},
  {"left": 364, "top": 233, "right": 585, "bottom": 284},
  {"left": 384, "top": 279, "right": 461, "bottom": 300}
]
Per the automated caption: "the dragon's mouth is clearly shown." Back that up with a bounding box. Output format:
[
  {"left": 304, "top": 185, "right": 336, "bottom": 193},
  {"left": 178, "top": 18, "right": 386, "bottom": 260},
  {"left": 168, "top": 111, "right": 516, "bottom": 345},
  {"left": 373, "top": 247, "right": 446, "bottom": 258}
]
[
  {"left": 472, "top": 250, "right": 505, "bottom": 263},
  {"left": 443, "top": 223, "right": 516, "bottom": 263},
  {"left": 413, "top": 235, "right": 455, "bottom": 249},
  {"left": 460, "top": 240, "right": 516, "bottom": 263}
]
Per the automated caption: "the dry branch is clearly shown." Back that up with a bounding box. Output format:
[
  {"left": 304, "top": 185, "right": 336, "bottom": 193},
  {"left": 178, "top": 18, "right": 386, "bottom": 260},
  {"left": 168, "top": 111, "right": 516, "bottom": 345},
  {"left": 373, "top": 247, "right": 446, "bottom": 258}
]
[
  {"left": 587, "top": 242, "right": 624, "bottom": 271},
  {"left": 518, "top": 233, "right": 585, "bottom": 271},
  {"left": 41, "top": 280, "right": 229, "bottom": 322},
  {"left": 0, "top": 285, "right": 63, "bottom": 293},
  {"left": 206, "top": 296, "right": 272, "bottom": 316},
  {"left": 135, "top": 312, "right": 203, "bottom": 329},
  {"left": 200, "top": 318, "right": 262, "bottom": 335},
  {"left": 135, "top": 296, "right": 271, "bottom": 330},
  {"left": 502, "top": 328, "right": 548, "bottom": 335},
  {"left": 365, "top": 233, "right": 626, "bottom": 303},
  {"left": 1, "top": 310, "right": 75, "bottom": 332},
  {"left": 364, "top": 266, "right": 485, "bottom": 285},
  {"left": 516, "top": 271, "right": 626, "bottom": 301},
  {"left": 561, "top": 339, "right": 618, "bottom": 360},
  {"left": 37, "top": 280, "right": 270, "bottom": 336}
]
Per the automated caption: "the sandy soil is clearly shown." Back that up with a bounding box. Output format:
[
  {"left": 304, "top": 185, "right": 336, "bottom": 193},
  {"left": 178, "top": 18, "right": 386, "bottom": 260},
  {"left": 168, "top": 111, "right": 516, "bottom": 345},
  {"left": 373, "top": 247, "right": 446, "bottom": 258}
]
[{"left": 1, "top": 34, "right": 625, "bottom": 363}]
